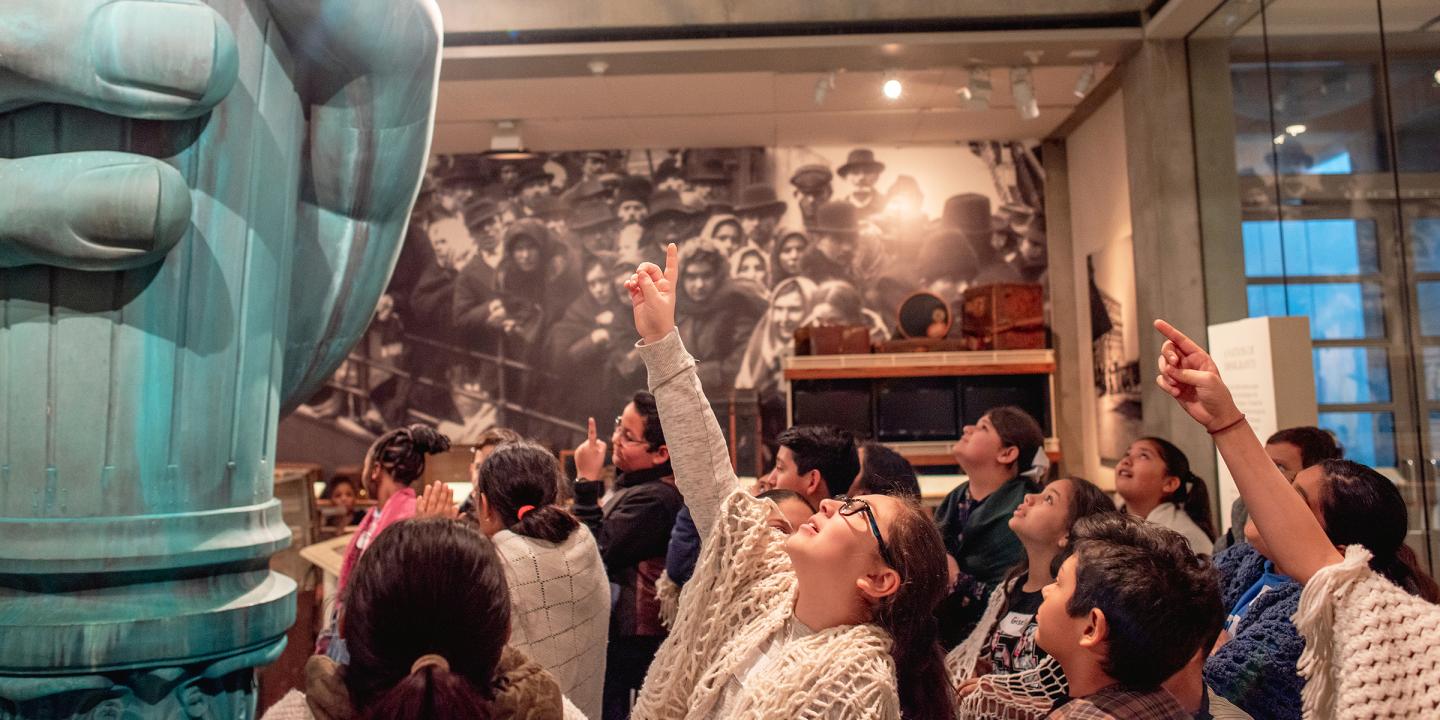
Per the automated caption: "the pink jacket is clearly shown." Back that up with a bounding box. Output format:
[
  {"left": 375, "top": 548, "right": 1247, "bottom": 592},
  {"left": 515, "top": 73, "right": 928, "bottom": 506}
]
[{"left": 337, "top": 486, "right": 417, "bottom": 593}]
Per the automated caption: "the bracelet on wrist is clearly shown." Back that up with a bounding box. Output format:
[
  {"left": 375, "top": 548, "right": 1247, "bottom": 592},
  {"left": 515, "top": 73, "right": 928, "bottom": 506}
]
[{"left": 1207, "top": 414, "right": 1247, "bottom": 435}]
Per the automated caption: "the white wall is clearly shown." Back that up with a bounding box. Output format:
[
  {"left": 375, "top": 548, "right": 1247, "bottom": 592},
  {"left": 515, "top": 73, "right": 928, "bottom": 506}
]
[{"left": 1064, "top": 90, "right": 1131, "bottom": 489}]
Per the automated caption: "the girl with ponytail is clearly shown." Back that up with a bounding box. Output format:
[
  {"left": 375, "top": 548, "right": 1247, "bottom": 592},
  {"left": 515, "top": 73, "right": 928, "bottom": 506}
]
[
  {"left": 264, "top": 518, "right": 576, "bottom": 720},
  {"left": 418, "top": 441, "right": 610, "bottom": 719},
  {"left": 337, "top": 424, "right": 452, "bottom": 593},
  {"left": 320, "top": 425, "right": 452, "bottom": 658},
  {"left": 1115, "top": 437, "right": 1216, "bottom": 555}
]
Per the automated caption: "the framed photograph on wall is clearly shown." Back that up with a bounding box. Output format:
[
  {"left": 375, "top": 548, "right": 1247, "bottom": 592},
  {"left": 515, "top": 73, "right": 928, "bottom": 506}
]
[{"left": 1088, "top": 234, "right": 1141, "bottom": 463}]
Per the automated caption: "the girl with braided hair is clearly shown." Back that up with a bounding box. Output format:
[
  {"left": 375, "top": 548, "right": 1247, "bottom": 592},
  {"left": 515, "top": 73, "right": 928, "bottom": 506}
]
[
  {"left": 317, "top": 424, "right": 450, "bottom": 658},
  {"left": 1114, "top": 437, "right": 1216, "bottom": 555}
]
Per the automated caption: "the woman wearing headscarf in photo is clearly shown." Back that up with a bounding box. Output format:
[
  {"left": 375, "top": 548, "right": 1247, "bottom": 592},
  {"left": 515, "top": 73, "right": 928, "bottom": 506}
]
[
  {"left": 675, "top": 239, "right": 767, "bottom": 401},
  {"left": 544, "top": 251, "right": 639, "bottom": 427},
  {"left": 735, "top": 277, "right": 818, "bottom": 472},
  {"left": 736, "top": 276, "right": 818, "bottom": 398},
  {"left": 493, "top": 219, "right": 559, "bottom": 435},
  {"left": 699, "top": 213, "right": 745, "bottom": 259},
  {"left": 769, "top": 225, "right": 809, "bottom": 287},
  {"left": 728, "top": 245, "right": 771, "bottom": 302}
]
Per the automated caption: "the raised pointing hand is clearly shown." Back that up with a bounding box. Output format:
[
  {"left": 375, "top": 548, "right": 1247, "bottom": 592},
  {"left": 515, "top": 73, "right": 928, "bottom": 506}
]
[
  {"left": 573, "top": 416, "right": 608, "bottom": 481},
  {"left": 1153, "top": 319, "right": 1244, "bottom": 432},
  {"left": 627, "top": 243, "right": 679, "bottom": 344}
]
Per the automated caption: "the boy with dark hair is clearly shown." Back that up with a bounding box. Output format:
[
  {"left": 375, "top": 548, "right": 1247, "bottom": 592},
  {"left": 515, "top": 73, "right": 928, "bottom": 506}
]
[
  {"left": 849, "top": 441, "right": 921, "bottom": 498},
  {"left": 760, "top": 425, "right": 861, "bottom": 508},
  {"left": 572, "top": 391, "right": 683, "bottom": 720},
  {"left": 1038, "top": 513, "right": 1223, "bottom": 719},
  {"left": 1217, "top": 425, "right": 1344, "bottom": 551}
]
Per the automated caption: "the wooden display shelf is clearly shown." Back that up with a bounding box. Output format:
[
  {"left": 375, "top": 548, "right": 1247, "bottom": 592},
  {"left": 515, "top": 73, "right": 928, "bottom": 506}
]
[{"left": 784, "top": 349, "right": 1055, "bottom": 380}]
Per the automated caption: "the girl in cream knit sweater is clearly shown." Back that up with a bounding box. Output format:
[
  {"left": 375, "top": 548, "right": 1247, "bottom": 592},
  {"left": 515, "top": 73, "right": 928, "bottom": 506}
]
[
  {"left": 1156, "top": 320, "right": 1440, "bottom": 719},
  {"left": 622, "top": 247, "right": 955, "bottom": 719}
]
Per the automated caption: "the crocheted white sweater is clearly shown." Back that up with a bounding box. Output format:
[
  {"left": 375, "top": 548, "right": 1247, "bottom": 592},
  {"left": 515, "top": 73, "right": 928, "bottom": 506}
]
[
  {"left": 1293, "top": 545, "right": 1440, "bottom": 719},
  {"left": 631, "top": 331, "right": 901, "bottom": 720},
  {"left": 494, "top": 524, "right": 610, "bottom": 720}
]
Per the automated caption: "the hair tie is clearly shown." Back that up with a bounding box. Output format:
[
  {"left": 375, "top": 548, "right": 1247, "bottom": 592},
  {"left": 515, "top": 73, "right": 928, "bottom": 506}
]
[
  {"left": 410, "top": 654, "right": 450, "bottom": 675},
  {"left": 517, "top": 505, "right": 537, "bottom": 520}
]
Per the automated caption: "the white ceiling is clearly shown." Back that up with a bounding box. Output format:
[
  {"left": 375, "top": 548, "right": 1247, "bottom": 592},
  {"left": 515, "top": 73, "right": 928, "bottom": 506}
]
[{"left": 432, "top": 26, "right": 1137, "bottom": 153}]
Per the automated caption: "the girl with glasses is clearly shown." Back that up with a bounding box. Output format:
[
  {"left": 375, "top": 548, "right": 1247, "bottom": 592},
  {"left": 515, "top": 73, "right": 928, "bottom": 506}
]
[{"left": 622, "top": 245, "right": 954, "bottom": 719}]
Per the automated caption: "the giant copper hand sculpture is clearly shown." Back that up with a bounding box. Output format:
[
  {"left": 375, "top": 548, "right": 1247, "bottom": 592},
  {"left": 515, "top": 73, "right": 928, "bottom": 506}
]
[{"left": 0, "top": 0, "right": 442, "bottom": 716}]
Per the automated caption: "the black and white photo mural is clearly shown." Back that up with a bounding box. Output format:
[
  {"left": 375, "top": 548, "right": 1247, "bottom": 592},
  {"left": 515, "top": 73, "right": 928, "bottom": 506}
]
[{"left": 300, "top": 143, "right": 1048, "bottom": 472}]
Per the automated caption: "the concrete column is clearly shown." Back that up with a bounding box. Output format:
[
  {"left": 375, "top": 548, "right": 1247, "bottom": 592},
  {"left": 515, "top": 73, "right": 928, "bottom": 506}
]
[
  {"left": 1041, "top": 139, "right": 1088, "bottom": 479},
  {"left": 1121, "top": 41, "right": 1219, "bottom": 489}
]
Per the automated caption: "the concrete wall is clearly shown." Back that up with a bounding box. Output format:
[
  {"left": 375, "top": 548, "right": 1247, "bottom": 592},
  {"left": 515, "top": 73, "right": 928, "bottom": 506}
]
[{"left": 1062, "top": 90, "right": 1132, "bottom": 488}]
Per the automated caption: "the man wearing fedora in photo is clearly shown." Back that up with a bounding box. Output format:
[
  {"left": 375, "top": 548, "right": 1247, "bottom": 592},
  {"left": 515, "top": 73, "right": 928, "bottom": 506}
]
[
  {"left": 641, "top": 189, "right": 705, "bottom": 264},
  {"left": 569, "top": 198, "right": 621, "bottom": 256},
  {"left": 734, "top": 182, "right": 788, "bottom": 253},
  {"left": 789, "top": 163, "right": 834, "bottom": 230},
  {"left": 615, "top": 175, "right": 652, "bottom": 227},
  {"left": 514, "top": 162, "right": 555, "bottom": 211},
  {"left": 562, "top": 176, "right": 610, "bottom": 208},
  {"left": 941, "top": 193, "right": 1022, "bottom": 286},
  {"left": 462, "top": 195, "right": 507, "bottom": 273},
  {"left": 530, "top": 194, "right": 570, "bottom": 246},
  {"left": 683, "top": 156, "right": 730, "bottom": 213},
  {"left": 837, "top": 148, "right": 887, "bottom": 218},
  {"left": 799, "top": 200, "right": 862, "bottom": 285}
]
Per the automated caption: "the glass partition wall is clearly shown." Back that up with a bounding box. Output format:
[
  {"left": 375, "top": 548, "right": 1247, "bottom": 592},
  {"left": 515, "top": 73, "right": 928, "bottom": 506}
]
[{"left": 1189, "top": 0, "right": 1440, "bottom": 573}]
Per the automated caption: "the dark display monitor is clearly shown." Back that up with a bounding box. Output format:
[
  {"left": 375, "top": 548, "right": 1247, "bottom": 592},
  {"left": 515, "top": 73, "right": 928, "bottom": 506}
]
[
  {"left": 877, "top": 378, "right": 959, "bottom": 441},
  {"left": 791, "top": 380, "right": 873, "bottom": 438}
]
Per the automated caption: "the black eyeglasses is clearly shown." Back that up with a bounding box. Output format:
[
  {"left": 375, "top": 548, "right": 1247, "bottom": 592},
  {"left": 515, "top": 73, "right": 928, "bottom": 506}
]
[{"left": 835, "top": 495, "right": 896, "bottom": 569}]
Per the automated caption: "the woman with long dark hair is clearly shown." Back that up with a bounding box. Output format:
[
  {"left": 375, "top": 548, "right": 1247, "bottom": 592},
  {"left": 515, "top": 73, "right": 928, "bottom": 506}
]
[
  {"left": 1114, "top": 437, "right": 1216, "bottom": 555},
  {"left": 264, "top": 518, "right": 578, "bottom": 720},
  {"left": 1155, "top": 319, "right": 1440, "bottom": 718},
  {"left": 624, "top": 245, "right": 954, "bottom": 719},
  {"left": 1204, "top": 457, "right": 1440, "bottom": 719}
]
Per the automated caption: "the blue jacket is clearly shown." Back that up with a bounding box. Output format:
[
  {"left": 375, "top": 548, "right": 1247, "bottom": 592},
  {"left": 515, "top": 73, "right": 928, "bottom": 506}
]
[
  {"left": 1203, "top": 543, "right": 1305, "bottom": 720},
  {"left": 664, "top": 505, "right": 701, "bottom": 586}
]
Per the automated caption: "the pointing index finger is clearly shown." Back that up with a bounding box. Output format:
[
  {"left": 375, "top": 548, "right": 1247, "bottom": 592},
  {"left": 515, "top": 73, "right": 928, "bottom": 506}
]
[
  {"left": 587, "top": 416, "right": 597, "bottom": 443},
  {"left": 1153, "top": 319, "right": 1204, "bottom": 357},
  {"left": 663, "top": 243, "right": 679, "bottom": 286}
]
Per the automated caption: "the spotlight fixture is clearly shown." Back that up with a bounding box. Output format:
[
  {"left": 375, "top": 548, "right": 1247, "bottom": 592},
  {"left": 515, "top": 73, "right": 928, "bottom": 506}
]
[
  {"left": 1010, "top": 67, "right": 1039, "bottom": 120},
  {"left": 1073, "top": 63, "right": 1098, "bottom": 99},
  {"left": 956, "top": 66, "right": 992, "bottom": 110},
  {"left": 882, "top": 73, "right": 903, "bottom": 100},
  {"left": 1285, "top": 123, "right": 1307, "bottom": 136},
  {"left": 481, "top": 120, "right": 537, "bottom": 162},
  {"left": 814, "top": 71, "right": 837, "bottom": 107},
  {"left": 1273, "top": 134, "right": 1286, "bottom": 145}
]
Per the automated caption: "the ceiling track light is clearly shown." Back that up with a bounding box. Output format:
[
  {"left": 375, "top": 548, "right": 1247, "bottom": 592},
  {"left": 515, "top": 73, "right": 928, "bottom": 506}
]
[
  {"left": 1010, "top": 66, "right": 1040, "bottom": 121},
  {"left": 482, "top": 120, "right": 537, "bottom": 162},
  {"left": 882, "top": 71, "right": 903, "bottom": 100},
  {"left": 956, "top": 66, "right": 992, "bottom": 110},
  {"left": 1073, "top": 63, "right": 1098, "bottom": 99}
]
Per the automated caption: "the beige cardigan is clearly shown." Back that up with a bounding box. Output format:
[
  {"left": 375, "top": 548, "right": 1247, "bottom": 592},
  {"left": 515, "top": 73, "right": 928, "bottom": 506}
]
[{"left": 631, "top": 331, "right": 901, "bottom": 720}]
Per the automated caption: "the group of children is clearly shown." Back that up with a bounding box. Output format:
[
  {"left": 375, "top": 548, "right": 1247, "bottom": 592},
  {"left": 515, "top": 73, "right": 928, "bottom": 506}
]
[{"left": 264, "top": 246, "right": 1440, "bottom": 719}]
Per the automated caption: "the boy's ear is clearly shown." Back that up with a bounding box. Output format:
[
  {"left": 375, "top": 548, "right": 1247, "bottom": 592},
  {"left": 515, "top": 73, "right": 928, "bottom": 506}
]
[
  {"left": 1078, "top": 607, "right": 1109, "bottom": 651},
  {"left": 651, "top": 445, "right": 670, "bottom": 465},
  {"left": 803, "top": 469, "right": 826, "bottom": 498},
  {"left": 996, "top": 444, "right": 1020, "bottom": 467}
]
